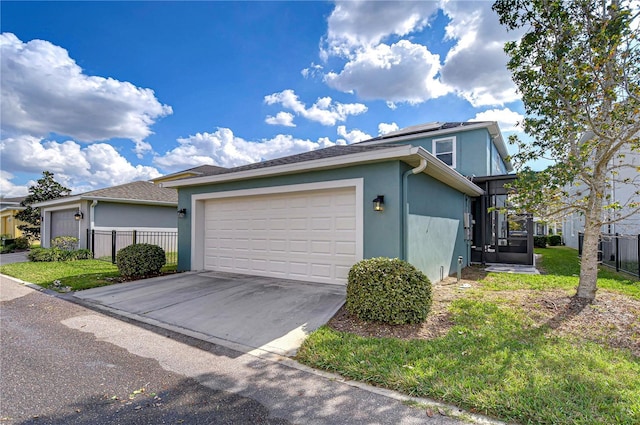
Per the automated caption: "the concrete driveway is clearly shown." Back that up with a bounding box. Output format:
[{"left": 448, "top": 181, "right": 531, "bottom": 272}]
[
  {"left": 73, "top": 271, "right": 345, "bottom": 356},
  {"left": 0, "top": 251, "right": 29, "bottom": 265}
]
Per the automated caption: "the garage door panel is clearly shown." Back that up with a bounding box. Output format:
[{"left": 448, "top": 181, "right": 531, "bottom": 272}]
[{"left": 203, "top": 187, "right": 358, "bottom": 284}]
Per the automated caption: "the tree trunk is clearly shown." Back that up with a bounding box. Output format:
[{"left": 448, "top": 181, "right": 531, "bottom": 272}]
[
  {"left": 577, "top": 223, "right": 599, "bottom": 300},
  {"left": 576, "top": 169, "right": 606, "bottom": 301}
]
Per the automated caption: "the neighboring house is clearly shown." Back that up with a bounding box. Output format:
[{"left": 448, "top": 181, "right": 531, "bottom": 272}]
[
  {"left": 563, "top": 146, "right": 640, "bottom": 249},
  {"left": 33, "top": 181, "right": 178, "bottom": 256},
  {"left": 0, "top": 197, "right": 28, "bottom": 239},
  {"left": 162, "top": 121, "right": 524, "bottom": 285}
]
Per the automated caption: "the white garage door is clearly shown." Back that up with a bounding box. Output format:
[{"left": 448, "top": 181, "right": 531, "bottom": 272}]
[{"left": 203, "top": 187, "right": 358, "bottom": 284}]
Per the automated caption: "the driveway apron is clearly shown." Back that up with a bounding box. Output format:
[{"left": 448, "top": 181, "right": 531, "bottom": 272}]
[{"left": 73, "top": 271, "right": 345, "bottom": 356}]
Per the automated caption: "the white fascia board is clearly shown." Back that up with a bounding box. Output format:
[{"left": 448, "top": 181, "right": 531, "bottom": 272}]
[
  {"left": 162, "top": 145, "right": 416, "bottom": 188},
  {"left": 33, "top": 196, "right": 176, "bottom": 208},
  {"left": 79, "top": 197, "right": 177, "bottom": 207},
  {"left": 411, "top": 147, "right": 485, "bottom": 196},
  {"left": 32, "top": 196, "right": 83, "bottom": 208}
]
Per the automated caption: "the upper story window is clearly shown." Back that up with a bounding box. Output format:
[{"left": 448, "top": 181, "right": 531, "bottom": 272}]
[{"left": 433, "top": 136, "right": 456, "bottom": 168}]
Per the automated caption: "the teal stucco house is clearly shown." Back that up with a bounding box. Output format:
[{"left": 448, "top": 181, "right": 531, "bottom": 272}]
[{"left": 163, "top": 121, "right": 528, "bottom": 285}]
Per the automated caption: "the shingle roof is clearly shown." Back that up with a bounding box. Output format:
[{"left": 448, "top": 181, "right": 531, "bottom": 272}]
[
  {"left": 0, "top": 197, "right": 26, "bottom": 204},
  {"left": 360, "top": 121, "right": 491, "bottom": 143},
  {"left": 180, "top": 144, "right": 404, "bottom": 179},
  {"left": 81, "top": 181, "right": 177, "bottom": 203},
  {"left": 157, "top": 164, "right": 227, "bottom": 180}
]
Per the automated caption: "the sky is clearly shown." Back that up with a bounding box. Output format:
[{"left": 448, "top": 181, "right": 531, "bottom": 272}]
[{"left": 0, "top": 0, "right": 530, "bottom": 197}]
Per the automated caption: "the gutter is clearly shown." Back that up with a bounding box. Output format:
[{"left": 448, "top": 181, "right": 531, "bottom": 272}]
[{"left": 401, "top": 158, "right": 427, "bottom": 260}]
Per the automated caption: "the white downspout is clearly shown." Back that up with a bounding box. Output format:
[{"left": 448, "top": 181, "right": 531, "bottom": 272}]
[
  {"left": 89, "top": 200, "right": 98, "bottom": 250},
  {"left": 401, "top": 158, "right": 428, "bottom": 259}
]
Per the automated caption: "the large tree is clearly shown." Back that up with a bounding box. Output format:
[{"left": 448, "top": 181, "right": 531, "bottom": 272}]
[
  {"left": 15, "top": 171, "right": 71, "bottom": 240},
  {"left": 492, "top": 0, "right": 640, "bottom": 300}
]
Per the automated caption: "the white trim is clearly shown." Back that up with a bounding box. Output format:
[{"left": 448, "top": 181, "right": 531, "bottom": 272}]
[
  {"left": 92, "top": 226, "right": 177, "bottom": 232},
  {"left": 432, "top": 136, "right": 457, "bottom": 169},
  {"left": 163, "top": 146, "right": 414, "bottom": 188},
  {"left": 411, "top": 147, "right": 484, "bottom": 196},
  {"left": 190, "top": 178, "right": 364, "bottom": 273},
  {"left": 34, "top": 196, "right": 176, "bottom": 208},
  {"left": 41, "top": 203, "right": 82, "bottom": 248},
  {"left": 162, "top": 145, "right": 482, "bottom": 196}
]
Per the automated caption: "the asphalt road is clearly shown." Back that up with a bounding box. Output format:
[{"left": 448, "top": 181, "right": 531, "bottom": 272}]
[
  {"left": 0, "top": 276, "right": 489, "bottom": 425},
  {"left": 0, "top": 276, "right": 289, "bottom": 424}
]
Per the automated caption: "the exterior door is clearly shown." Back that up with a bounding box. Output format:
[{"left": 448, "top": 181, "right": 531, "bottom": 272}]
[{"left": 50, "top": 209, "right": 79, "bottom": 244}]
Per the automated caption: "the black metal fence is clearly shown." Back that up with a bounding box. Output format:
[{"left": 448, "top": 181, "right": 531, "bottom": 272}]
[
  {"left": 87, "top": 229, "right": 178, "bottom": 265},
  {"left": 578, "top": 232, "right": 640, "bottom": 278}
]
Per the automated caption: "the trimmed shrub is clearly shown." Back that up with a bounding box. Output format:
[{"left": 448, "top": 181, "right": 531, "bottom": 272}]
[
  {"left": 28, "top": 247, "right": 93, "bottom": 262},
  {"left": 534, "top": 236, "right": 547, "bottom": 248},
  {"left": 51, "top": 236, "right": 79, "bottom": 250},
  {"left": 1, "top": 244, "right": 15, "bottom": 254},
  {"left": 14, "top": 237, "right": 30, "bottom": 250},
  {"left": 548, "top": 235, "right": 562, "bottom": 246},
  {"left": 346, "top": 257, "right": 432, "bottom": 325},
  {"left": 116, "top": 243, "right": 166, "bottom": 278}
]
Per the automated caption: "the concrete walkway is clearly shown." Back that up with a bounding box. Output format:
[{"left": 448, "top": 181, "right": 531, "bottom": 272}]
[
  {"left": 0, "top": 251, "right": 29, "bottom": 265},
  {"left": 74, "top": 271, "right": 346, "bottom": 356}
]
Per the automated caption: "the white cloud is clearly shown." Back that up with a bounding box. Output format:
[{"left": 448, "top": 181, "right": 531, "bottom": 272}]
[
  {"left": 0, "top": 170, "right": 28, "bottom": 197},
  {"left": 0, "top": 33, "right": 172, "bottom": 154},
  {"left": 301, "top": 63, "right": 324, "bottom": 79},
  {"left": 154, "top": 128, "right": 338, "bottom": 171},
  {"left": 439, "top": 2, "right": 523, "bottom": 106},
  {"left": 470, "top": 108, "right": 524, "bottom": 132},
  {"left": 265, "top": 111, "right": 296, "bottom": 127},
  {"left": 264, "top": 89, "right": 367, "bottom": 126},
  {"left": 0, "top": 135, "right": 161, "bottom": 194},
  {"left": 378, "top": 122, "right": 399, "bottom": 135},
  {"left": 319, "top": 2, "right": 524, "bottom": 108},
  {"left": 324, "top": 0, "right": 439, "bottom": 56},
  {"left": 325, "top": 40, "right": 450, "bottom": 104},
  {"left": 336, "top": 126, "right": 372, "bottom": 144}
]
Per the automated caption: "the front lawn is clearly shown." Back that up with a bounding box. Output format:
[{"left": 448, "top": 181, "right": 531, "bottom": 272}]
[
  {"left": 0, "top": 259, "right": 177, "bottom": 291},
  {"left": 0, "top": 259, "right": 121, "bottom": 291},
  {"left": 296, "top": 247, "right": 640, "bottom": 425}
]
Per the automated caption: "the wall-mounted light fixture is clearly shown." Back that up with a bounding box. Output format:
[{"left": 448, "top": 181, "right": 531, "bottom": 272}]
[
  {"left": 177, "top": 208, "right": 187, "bottom": 218},
  {"left": 372, "top": 195, "right": 384, "bottom": 212},
  {"left": 74, "top": 211, "right": 83, "bottom": 221}
]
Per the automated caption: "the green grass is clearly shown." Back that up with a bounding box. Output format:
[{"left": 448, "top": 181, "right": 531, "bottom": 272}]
[
  {"left": 480, "top": 247, "right": 640, "bottom": 299},
  {"left": 297, "top": 247, "right": 640, "bottom": 425},
  {"left": 0, "top": 259, "right": 177, "bottom": 291},
  {"left": 0, "top": 259, "right": 121, "bottom": 291}
]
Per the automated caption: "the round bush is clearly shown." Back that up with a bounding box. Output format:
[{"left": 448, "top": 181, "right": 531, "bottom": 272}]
[
  {"left": 346, "top": 257, "right": 432, "bottom": 325},
  {"left": 548, "top": 235, "right": 562, "bottom": 246},
  {"left": 14, "top": 237, "right": 30, "bottom": 250},
  {"left": 116, "top": 243, "right": 166, "bottom": 278}
]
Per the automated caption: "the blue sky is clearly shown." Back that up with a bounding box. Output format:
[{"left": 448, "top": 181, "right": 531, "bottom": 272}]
[{"left": 1, "top": 1, "right": 528, "bottom": 197}]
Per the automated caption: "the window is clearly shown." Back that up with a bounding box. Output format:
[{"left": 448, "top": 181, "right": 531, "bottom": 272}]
[{"left": 433, "top": 136, "right": 456, "bottom": 168}]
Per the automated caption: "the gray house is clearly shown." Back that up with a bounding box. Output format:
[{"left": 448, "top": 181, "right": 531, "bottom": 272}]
[
  {"left": 163, "top": 121, "right": 527, "bottom": 285},
  {"left": 34, "top": 181, "right": 178, "bottom": 257}
]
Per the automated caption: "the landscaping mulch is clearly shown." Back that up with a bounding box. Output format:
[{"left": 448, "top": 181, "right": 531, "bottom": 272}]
[{"left": 328, "top": 267, "right": 640, "bottom": 357}]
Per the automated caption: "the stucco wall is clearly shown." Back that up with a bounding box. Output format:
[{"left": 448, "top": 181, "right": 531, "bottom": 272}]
[
  {"left": 405, "top": 169, "right": 469, "bottom": 282},
  {"left": 94, "top": 202, "right": 177, "bottom": 229},
  {"left": 176, "top": 161, "right": 405, "bottom": 271},
  {"left": 377, "top": 128, "right": 507, "bottom": 178}
]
